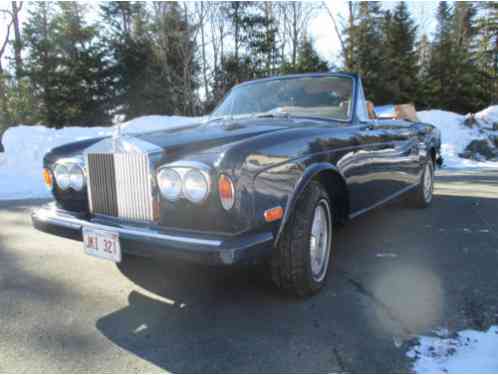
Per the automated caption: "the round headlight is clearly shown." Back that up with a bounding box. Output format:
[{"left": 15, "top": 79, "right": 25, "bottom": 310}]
[
  {"left": 69, "top": 164, "right": 85, "bottom": 191},
  {"left": 183, "top": 169, "right": 209, "bottom": 203},
  {"left": 157, "top": 168, "right": 182, "bottom": 201},
  {"left": 54, "top": 164, "right": 70, "bottom": 190}
]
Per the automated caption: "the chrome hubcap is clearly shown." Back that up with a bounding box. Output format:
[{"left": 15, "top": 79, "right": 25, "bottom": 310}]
[
  {"left": 423, "top": 163, "right": 433, "bottom": 202},
  {"left": 310, "top": 199, "right": 332, "bottom": 282}
]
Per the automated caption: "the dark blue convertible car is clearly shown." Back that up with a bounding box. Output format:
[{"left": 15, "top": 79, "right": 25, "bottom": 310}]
[{"left": 32, "top": 72, "right": 442, "bottom": 296}]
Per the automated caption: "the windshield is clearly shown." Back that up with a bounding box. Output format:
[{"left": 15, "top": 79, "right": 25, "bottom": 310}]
[{"left": 211, "top": 75, "right": 354, "bottom": 121}]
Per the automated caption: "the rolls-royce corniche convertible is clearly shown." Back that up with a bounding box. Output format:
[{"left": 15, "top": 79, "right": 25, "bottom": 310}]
[{"left": 32, "top": 72, "right": 442, "bottom": 296}]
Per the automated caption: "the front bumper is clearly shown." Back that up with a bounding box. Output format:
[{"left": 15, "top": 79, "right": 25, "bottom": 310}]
[{"left": 32, "top": 204, "right": 274, "bottom": 265}]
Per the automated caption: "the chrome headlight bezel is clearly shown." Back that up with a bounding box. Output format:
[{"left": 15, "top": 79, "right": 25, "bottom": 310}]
[
  {"left": 156, "top": 162, "right": 211, "bottom": 204},
  {"left": 183, "top": 169, "right": 210, "bottom": 203},
  {"left": 54, "top": 163, "right": 70, "bottom": 191},
  {"left": 68, "top": 163, "right": 85, "bottom": 191},
  {"left": 157, "top": 168, "right": 183, "bottom": 202},
  {"left": 53, "top": 158, "right": 86, "bottom": 191}
]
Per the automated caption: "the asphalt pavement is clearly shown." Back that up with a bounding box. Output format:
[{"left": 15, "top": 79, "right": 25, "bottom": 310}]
[{"left": 0, "top": 169, "right": 497, "bottom": 373}]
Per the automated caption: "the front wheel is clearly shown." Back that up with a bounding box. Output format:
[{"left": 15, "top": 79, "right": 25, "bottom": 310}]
[
  {"left": 408, "top": 158, "right": 434, "bottom": 208},
  {"left": 271, "top": 181, "right": 333, "bottom": 297}
]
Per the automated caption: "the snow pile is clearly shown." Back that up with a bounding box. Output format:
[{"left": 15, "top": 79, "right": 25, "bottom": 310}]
[
  {"left": 0, "top": 115, "right": 196, "bottom": 200},
  {"left": 475, "top": 105, "right": 498, "bottom": 130},
  {"left": 418, "top": 108, "right": 498, "bottom": 169},
  {"left": 407, "top": 326, "right": 498, "bottom": 373}
]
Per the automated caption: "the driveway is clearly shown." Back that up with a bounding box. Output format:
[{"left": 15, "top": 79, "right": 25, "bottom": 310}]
[{"left": 1, "top": 169, "right": 497, "bottom": 373}]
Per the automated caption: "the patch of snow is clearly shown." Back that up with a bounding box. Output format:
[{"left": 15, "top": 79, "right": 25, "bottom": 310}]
[
  {"left": 418, "top": 108, "right": 498, "bottom": 170},
  {"left": 407, "top": 326, "right": 498, "bottom": 373},
  {"left": 0, "top": 116, "right": 196, "bottom": 200},
  {"left": 475, "top": 105, "right": 498, "bottom": 130}
]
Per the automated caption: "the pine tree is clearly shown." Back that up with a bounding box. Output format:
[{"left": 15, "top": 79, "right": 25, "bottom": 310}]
[
  {"left": 427, "top": 2, "right": 455, "bottom": 110},
  {"left": 350, "top": 2, "right": 387, "bottom": 104},
  {"left": 451, "top": 2, "right": 481, "bottom": 113},
  {"left": 382, "top": 2, "right": 419, "bottom": 104},
  {"left": 101, "top": 2, "right": 157, "bottom": 119},
  {"left": 54, "top": 2, "right": 113, "bottom": 126},
  {"left": 22, "top": 2, "right": 60, "bottom": 126},
  {"left": 281, "top": 36, "right": 328, "bottom": 74},
  {"left": 23, "top": 2, "right": 113, "bottom": 127},
  {"left": 415, "top": 33, "right": 432, "bottom": 109},
  {"left": 150, "top": 2, "right": 199, "bottom": 115},
  {"left": 475, "top": 2, "right": 498, "bottom": 106}
]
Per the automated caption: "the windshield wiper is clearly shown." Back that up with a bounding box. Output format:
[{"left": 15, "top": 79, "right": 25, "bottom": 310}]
[{"left": 253, "top": 111, "right": 291, "bottom": 119}]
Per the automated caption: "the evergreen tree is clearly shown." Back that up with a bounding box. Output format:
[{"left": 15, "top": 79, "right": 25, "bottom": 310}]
[
  {"left": 382, "top": 2, "right": 419, "bottom": 104},
  {"left": 475, "top": 2, "right": 498, "bottom": 106},
  {"left": 243, "top": 3, "right": 279, "bottom": 77},
  {"left": 23, "top": 2, "right": 113, "bottom": 127},
  {"left": 54, "top": 2, "right": 113, "bottom": 126},
  {"left": 350, "top": 2, "right": 387, "bottom": 104},
  {"left": 150, "top": 2, "right": 199, "bottom": 115},
  {"left": 22, "top": 2, "right": 60, "bottom": 126},
  {"left": 101, "top": 2, "right": 156, "bottom": 119},
  {"left": 415, "top": 33, "right": 432, "bottom": 109},
  {"left": 451, "top": 2, "right": 481, "bottom": 113},
  {"left": 281, "top": 36, "right": 329, "bottom": 74},
  {"left": 427, "top": 1, "right": 456, "bottom": 111}
]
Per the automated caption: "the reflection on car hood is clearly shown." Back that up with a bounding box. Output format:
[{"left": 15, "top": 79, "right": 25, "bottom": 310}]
[{"left": 133, "top": 117, "right": 318, "bottom": 152}]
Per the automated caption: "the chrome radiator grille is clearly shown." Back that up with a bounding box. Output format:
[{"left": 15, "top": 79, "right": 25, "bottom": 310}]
[{"left": 86, "top": 153, "right": 154, "bottom": 221}]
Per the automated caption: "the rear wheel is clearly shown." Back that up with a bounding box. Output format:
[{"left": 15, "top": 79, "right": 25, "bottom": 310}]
[
  {"left": 408, "top": 158, "right": 434, "bottom": 208},
  {"left": 271, "top": 181, "right": 333, "bottom": 297}
]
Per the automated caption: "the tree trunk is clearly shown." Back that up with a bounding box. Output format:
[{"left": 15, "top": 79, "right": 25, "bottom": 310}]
[
  {"left": 292, "top": 3, "right": 297, "bottom": 66},
  {"left": 200, "top": 2, "right": 209, "bottom": 105},
  {"left": 11, "top": 2, "right": 23, "bottom": 79}
]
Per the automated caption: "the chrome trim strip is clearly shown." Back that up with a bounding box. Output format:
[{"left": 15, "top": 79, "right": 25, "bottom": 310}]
[
  {"left": 34, "top": 208, "right": 222, "bottom": 247},
  {"left": 348, "top": 183, "right": 418, "bottom": 220}
]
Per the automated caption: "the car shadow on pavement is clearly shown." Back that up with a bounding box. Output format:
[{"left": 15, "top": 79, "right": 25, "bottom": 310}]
[{"left": 95, "top": 176, "right": 498, "bottom": 373}]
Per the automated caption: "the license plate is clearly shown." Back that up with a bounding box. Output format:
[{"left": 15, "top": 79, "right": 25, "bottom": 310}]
[{"left": 83, "top": 228, "right": 121, "bottom": 263}]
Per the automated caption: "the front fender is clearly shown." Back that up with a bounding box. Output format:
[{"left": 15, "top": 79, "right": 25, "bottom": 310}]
[{"left": 275, "top": 162, "right": 345, "bottom": 246}]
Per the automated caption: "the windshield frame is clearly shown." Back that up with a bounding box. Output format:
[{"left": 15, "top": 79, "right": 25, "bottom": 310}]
[{"left": 210, "top": 73, "right": 358, "bottom": 124}]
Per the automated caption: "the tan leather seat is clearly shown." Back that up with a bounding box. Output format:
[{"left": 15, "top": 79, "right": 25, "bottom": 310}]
[{"left": 367, "top": 101, "right": 377, "bottom": 119}]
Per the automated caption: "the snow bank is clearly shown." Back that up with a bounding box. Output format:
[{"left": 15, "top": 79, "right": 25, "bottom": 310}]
[
  {"left": 475, "top": 105, "right": 498, "bottom": 130},
  {"left": 418, "top": 108, "right": 498, "bottom": 169},
  {"left": 0, "top": 116, "right": 196, "bottom": 200},
  {"left": 407, "top": 326, "right": 498, "bottom": 373},
  {"left": 0, "top": 107, "right": 497, "bottom": 200}
]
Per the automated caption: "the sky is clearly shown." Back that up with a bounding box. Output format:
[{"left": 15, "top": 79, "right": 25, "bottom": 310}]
[
  {"left": 314, "top": 1, "right": 438, "bottom": 63},
  {"left": 0, "top": 1, "right": 439, "bottom": 70}
]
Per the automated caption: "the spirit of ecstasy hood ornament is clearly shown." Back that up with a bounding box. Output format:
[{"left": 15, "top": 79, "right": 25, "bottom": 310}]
[
  {"left": 108, "top": 123, "right": 160, "bottom": 154},
  {"left": 112, "top": 123, "right": 123, "bottom": 153}
]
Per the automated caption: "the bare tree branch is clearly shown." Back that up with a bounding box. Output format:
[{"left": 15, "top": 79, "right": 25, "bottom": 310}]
[
  {"left": 322, "top": 2, "right": 346, "bottom": 59},
  {"left": 0, "top": 16, "right": 14, "bottom": 62}
]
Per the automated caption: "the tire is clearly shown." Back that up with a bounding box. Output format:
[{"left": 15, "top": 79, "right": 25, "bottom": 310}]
[
  {"left": 271, "top": 181, "right": 333, "bottom": 297},
  {"left": 408, "top": 158, "right": 434, "bottom": 208}
]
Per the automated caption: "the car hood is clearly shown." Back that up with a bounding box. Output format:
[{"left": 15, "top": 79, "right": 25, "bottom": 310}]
[
  {"left": 133, "top": 118, "right": 301, "bottom": 152},
  {"left": 45, "top": 117, "right": 338, "bottom": 166}
]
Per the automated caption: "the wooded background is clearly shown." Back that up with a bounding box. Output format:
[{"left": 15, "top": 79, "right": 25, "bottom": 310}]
[{"left": 0, "top": 1, "right": 496, "bottom": 130}]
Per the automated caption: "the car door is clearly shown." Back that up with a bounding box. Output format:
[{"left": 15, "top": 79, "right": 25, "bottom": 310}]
[
  {"left": 340, "top": 120, "right": 401, "bottom": 214},
  {"left": 374, "top": 119, "right": 421, "bottom": 189}
]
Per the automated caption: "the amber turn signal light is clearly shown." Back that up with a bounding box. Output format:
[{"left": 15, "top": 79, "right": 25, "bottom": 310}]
[
  {"left": 218, "top": 174, "right": 235, "bottom": 210},
  {"left": 42, "top": 168, "right": 53, "bottom": 190},
  {"left": 264, "top": 206, "right": 283, "bottom": 222}
]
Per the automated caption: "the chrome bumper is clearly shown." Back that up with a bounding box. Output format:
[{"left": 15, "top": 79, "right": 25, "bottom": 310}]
[{"left": 32, "top": 204, "right": 273, "bottom": 265}]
